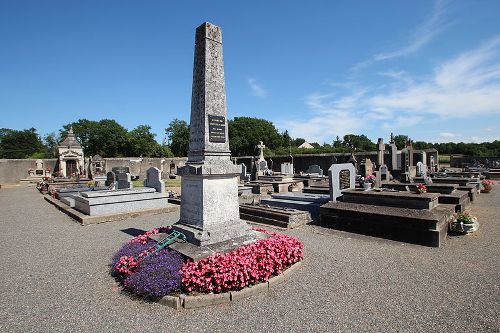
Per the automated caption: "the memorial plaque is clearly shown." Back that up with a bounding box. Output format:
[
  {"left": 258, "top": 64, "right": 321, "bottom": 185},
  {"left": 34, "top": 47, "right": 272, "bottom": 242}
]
[
  {"left": 112, "top": 166, "right": 130, "bottom": 174},
  {"left": 339, "top": 169, "right": 350, "bottom": 190},
  {"left": 208, "top": 115, "right": 226, "bottom": 143}
]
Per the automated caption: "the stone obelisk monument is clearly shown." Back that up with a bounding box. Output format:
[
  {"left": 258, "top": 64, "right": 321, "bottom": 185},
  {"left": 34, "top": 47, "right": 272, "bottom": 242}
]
[{"left": 172, "top": 22, "right": 253, "bottom": 247}]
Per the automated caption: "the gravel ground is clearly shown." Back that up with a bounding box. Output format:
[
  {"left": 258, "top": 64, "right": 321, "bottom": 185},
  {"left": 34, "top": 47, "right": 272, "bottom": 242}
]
[{"left": 0, "top": 186, "right": 499, "bottom": 333}]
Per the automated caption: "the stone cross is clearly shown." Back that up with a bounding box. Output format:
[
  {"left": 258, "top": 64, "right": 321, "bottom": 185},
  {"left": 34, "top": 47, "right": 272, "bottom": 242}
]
[{"left": 257, "top": 141, "right": 265, "bottom": 161}]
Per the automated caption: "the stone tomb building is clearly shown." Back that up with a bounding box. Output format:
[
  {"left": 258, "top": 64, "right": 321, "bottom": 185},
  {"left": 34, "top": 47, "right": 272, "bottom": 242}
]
[{"left": 57, "top": 127, "right": 85, "bottom": 177}]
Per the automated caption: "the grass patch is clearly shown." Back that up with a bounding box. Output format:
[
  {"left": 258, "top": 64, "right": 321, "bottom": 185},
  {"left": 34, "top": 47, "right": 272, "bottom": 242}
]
[
  {"left": 132, "top": 177, "right": 181, "bottom": 188},
  {"left": 439, "top": 155, "right": 450, "bottom": 163}
]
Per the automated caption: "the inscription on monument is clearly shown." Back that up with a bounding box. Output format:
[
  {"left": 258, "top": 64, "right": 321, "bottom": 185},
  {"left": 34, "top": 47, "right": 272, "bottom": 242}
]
[
  {"left": 208, "top": 115, "right": 226, "bottom": 143},
  {"left": 339, "top": 169, "right": 350, "bottom": 190}
]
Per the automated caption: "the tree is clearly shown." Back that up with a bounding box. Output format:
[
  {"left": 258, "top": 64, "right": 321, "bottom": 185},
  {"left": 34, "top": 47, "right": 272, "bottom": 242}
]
[
  {"left": 127, "top": 125, "right": 159, "bottom": 157},
  {"left": 342, "top": 134, "right": 376, "bottom": 151},
  {"left": 393, "top": 134, "right": 409, "bottom": 150},
  {"left": 228, "top": 117, "right": 283, "bottom": 156},
  {"left": 165, "top": 119, "right": 189, "bottom": 157},
  {"left": 333, "top": 136, "right": 342, "bottom": 148},
  {"left": 62, "top": 119, "right": 128, "bottom": 157},
  {"left": 0, "top": 128, "right": 45, "bottom": 158},
  {"left": 43, "top": 132, "right": 59, "bottom": 158},
  {"left": 293, "top": 138, "right": 306, "bottom": 147}
]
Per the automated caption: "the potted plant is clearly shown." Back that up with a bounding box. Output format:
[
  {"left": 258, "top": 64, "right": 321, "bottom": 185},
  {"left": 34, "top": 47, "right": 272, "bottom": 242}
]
[
  {"left": 365, "top": 175, "right": 376, "bottom": 188},
  {"left": 480, "top": 180, "right": 494, "bottom": 193},
  {"left": 415, "top": 183, "right": 427, "bottom": 194},
  {"left": 449, "top": 212, "right": 479, "bottom": 234}
]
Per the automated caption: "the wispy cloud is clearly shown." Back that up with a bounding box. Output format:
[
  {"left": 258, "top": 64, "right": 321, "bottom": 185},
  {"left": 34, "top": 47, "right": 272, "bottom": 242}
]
[
  {"left": 352, "top": 0, "right": 450, "bottom": 70},
  {"left": 247, "top": 78, "right": 268, "bottom": 98},
  {"left": 278, "top": 34, "right": 500, "bottom": 143}
]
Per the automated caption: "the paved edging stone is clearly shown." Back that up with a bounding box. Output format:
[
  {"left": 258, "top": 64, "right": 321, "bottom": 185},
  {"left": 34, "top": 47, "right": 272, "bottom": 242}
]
[{"left": 159, "top": 260, "right": 303, "bottom": 310}]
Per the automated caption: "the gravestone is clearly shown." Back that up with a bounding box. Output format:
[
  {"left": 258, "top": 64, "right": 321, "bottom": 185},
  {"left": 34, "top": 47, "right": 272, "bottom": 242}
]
[
  {"left": 116, "top": 172, "right": 132, "bottom": 189},
  {"left": 91, "top": 154, "right": 105, "bottom": 176},
  {"left": 112, "top": 166, "right": 130, "bottom": 174},
  {"left": 143, "top": 167, "right": 165, "bottom": 193},
  {"left": 281, "top": 162, "right": 294, "bottom": 175},
  {"left": 377, "top": 138, "right": 385, "bottom": 166},
  {"left": 306, "top": 164, "right": 323, "bottom": 176},
  {"left": 380, "top": 164, "right": 388, "bottom": 181},
  {"left": 172, "top": 22, "right": 254, "bottom": 247},
  {"left": 359, "top": 158, "right": 373, "bottom": 178},
  {"left": 35, "top": 159, "right": 44, "bottom": 176},
  {"left": 105, "top": 171, "right": 116, "bottom": 189},
  {"left": 328, "top": 163, "right": 356, "bottom": 201},
  {"left": 240, "top": 163, "right": 249, "bottom": 181}
]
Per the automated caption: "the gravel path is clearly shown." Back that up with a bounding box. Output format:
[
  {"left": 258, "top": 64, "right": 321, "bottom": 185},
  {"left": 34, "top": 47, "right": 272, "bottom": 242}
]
[{"left": 0, "top": 186, "right": 499, "bottom": 333}]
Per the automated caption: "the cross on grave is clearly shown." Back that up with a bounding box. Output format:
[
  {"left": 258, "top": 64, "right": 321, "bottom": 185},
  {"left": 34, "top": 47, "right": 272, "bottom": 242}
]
[{"left": 257, "top": 141, "right": 265, "bottom": 161}]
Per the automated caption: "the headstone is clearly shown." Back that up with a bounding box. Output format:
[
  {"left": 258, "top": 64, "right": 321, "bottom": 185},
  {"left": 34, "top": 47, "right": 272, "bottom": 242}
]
[
  {"left": 116, "top": 172, "right": 133, "bottom": 189},
  {"left": 91, "top": 154, "right": 105, "bottom": 176},
  {"left": 105, "top": 171, "right": 116, "bottom": 189},
  {"left": 240, "top": 163, "right": 248, "bottom": 181},
  {"left": 143, "top": 167, "right": 165, "bottom": 193},
  {"left": 112, "top": 166, "right": 130, "bottom": 174},
  {"left": 172, "top": 22, "right": 253, "bottom": 247},
  {"left": 359, "top": 158, "right": 373, "bottom": 178},
  {"left": 328, "top": 163, "right": 356, "bottom": 201},
  {"left": 416, "top": 162, "right": 425, "bottom": 177},
  {"left": 35, "top": 159, "right": 44, "bottom": 176},
  {"left": 281, "top": 162, "right": 294, "bottom": 175},
  {"left": 380, "top": 164, "right": 388, "bottom": 180},
  {"left": 306, "top": 164, "right": 323, "bottom": 176},
  {"left": 377, "top": 138, "right": 385, "bottom": 166}
]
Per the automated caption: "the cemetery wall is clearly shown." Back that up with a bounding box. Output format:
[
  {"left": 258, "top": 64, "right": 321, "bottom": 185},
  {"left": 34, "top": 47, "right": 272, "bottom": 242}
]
[
  {"left": 0, "top": 157, "right": 187, "bottom": 184},
  {"left": 0, "top": 159, "right": 58, "bottom": 184},
  {"left": 450, "top": 155, "right": 500, "bottom": 168}
]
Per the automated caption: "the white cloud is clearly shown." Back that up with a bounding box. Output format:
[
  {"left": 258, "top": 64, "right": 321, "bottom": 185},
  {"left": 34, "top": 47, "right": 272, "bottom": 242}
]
[
  {"left": 247, "top": 78, "right": 267, "bottom": 98},
  {"left": 276, "top": 34, "right": 500, "bottom": 143},
  {"left": 352, "top": 0, "right": 450, "bottom": 70},
  {"left": 370, "top": 35, "right": 500, "bottom": 118}
]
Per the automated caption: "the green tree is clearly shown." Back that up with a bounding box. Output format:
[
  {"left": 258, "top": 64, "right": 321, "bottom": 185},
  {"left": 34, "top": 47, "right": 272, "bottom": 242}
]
[
  {"left": 62, "top": 119, "right": 128, "bottom": 157},
  {"left": 228, "top": 117, "right": 283, "bottom": 156},
  {"left": 293, "top": 138, "right": 306, "bottom": 147},
  {"left": 43, "top": 132, "right": 59, "bottom": 158},
  {"left": 127, "top": 125, "right": 159, "bottom": 157},
  {"left": 393, "top": 134, "right": 409, "bottom": 150},
  {"left": 342, "top": 134, "right": 376, "bottom": 151},
  {"left": 0, "top": 128, "right": 45, "bottom": 158},
  {"left": 165, "top": 119, "right": 189, "bottom": 157}
]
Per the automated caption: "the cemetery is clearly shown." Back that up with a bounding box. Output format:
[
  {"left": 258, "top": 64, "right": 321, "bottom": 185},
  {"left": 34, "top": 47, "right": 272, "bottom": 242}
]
[{"left": 0, "top": 11, "right": 499, "bottom": 332}]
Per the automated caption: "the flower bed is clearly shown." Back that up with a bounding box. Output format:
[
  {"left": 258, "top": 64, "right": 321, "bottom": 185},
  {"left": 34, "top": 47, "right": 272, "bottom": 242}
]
[
  {"left": 111, "top": 227, "right": 304, "bottom": 298},
  {"left": 480, "top": 179, "right": 495, "bottom": 193}
]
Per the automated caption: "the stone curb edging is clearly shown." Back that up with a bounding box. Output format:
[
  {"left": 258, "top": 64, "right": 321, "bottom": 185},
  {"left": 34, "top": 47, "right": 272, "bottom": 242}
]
[
  {"left": 158, "top": 260, "right": 303, "bottom": 310},
  {"left": 44, "top": 194, "right": 179, "bottom": 225}
]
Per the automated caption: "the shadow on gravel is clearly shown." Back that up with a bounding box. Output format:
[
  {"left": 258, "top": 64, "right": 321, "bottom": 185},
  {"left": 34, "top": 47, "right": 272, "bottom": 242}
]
[{"left": 120, "top": 228, "right": 147, "bottom": 237}]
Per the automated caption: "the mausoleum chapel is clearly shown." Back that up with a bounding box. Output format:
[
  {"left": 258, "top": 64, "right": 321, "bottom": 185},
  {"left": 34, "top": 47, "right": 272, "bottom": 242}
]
[{"left": 57, "top": 127, "right": 84, "bottom": 177}]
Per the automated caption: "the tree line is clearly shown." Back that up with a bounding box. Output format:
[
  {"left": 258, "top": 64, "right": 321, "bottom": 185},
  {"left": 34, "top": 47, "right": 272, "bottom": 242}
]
[{"left": 1, "top": 117, "right": 499, "bottom": 159}]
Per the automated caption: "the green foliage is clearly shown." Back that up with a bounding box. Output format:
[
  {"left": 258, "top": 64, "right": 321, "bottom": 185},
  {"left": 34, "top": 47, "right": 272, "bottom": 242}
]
[
  {"left": 63, "top": 119, "right": 129, "bottom": 157},
  {"left": 393, "top": 134, "right": 409, "bottom": 149},
  {"left": 0, "top": 128, "right": 45, "bottom": 158},
  {"left": 127, "top": 125, "right": 171, "bottom": 157},
  {"left": 165, "top": 119, "right": 189, "bottom": 157},
  {"left": 228, "top": 117, "right": 283, "bottom": 156},
  {"left": 342, "top": 134, "right": 376, "bottom": 151}
]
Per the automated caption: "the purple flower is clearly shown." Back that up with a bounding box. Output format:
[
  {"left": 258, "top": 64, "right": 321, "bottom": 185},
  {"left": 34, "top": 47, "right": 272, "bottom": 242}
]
[{"left": 123, "top": 249, "right": 184, "bottom": 298}]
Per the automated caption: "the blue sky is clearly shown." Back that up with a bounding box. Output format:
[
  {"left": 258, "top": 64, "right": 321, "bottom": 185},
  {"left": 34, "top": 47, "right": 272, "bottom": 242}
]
[{"left": 1, "top": 0, "right": 499, "bottom": 145}]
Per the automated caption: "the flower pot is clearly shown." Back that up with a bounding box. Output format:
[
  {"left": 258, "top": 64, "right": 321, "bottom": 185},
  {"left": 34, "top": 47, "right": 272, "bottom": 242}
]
[
  {"left": 481, "top": 189, "right": 491, "bottom": 193},
  {"left": 363, "top": 183, "right": 371, "bottom": 190},
  {"left": 450, "top": 220, "right": 479, "bottom": 234}
]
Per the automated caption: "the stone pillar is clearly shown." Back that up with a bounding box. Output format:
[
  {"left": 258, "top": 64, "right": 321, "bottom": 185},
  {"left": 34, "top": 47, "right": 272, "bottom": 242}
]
[{"left": 173, "top": 22, "right": 251, "bottom": 246}]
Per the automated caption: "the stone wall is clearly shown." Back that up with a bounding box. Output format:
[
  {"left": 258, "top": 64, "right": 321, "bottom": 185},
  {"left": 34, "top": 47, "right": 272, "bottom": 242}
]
[
  {"left": 0, "top": 159, "right": 58, "bottom": 184},
  {"left": 0, "top": 157, "right": 187, "bottom": 184},
  {"left": 450, "top": 156, "right": 500, "bottom": 168}
]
